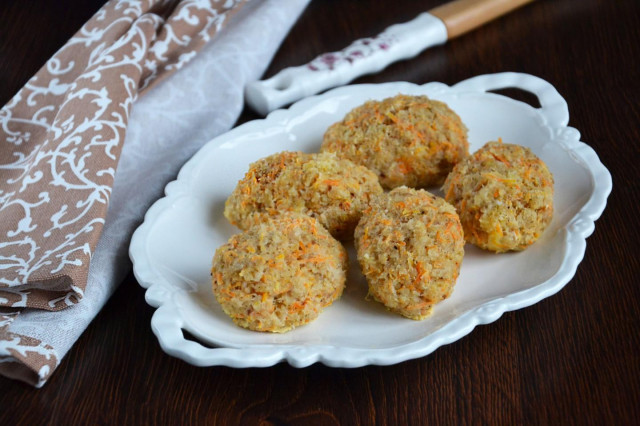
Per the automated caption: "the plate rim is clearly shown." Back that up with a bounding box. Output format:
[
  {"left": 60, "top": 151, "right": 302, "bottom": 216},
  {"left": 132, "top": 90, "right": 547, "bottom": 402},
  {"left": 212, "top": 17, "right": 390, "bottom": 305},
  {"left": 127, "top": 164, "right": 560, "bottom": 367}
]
[{"left": 129, "top": 72, "right": 612, "bottom": 368}]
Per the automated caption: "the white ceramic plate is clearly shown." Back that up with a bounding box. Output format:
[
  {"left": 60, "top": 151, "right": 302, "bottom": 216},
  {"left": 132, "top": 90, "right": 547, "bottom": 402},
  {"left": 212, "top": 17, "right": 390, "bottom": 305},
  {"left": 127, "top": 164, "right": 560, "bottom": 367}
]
[{"left": 130, "top": 73, "right": 611, "bottom": 368}]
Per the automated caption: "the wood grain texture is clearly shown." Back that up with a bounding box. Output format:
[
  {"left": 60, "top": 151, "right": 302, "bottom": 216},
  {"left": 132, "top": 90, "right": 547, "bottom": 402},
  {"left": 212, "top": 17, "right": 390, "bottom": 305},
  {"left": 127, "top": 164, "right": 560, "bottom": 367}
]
[
  {"left": 1, "top": 0, "right": 639, "bottom": 424},
  {"left": 430, "top": 0, "right": 535, "bottom": 39}
]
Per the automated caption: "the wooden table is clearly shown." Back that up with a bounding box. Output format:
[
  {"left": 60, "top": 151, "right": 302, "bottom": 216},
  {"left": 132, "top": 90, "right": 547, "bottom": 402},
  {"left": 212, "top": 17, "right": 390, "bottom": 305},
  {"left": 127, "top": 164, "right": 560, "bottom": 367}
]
[{"left": 1, "top": 0, "right": 639, "bottom": 423}]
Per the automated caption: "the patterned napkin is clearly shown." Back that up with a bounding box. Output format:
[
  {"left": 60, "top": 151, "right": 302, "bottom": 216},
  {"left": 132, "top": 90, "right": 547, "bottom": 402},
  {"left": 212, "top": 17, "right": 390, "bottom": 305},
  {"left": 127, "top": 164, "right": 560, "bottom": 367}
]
[{"left": 0, "top": 0, "right": 309, "bottom": 387}]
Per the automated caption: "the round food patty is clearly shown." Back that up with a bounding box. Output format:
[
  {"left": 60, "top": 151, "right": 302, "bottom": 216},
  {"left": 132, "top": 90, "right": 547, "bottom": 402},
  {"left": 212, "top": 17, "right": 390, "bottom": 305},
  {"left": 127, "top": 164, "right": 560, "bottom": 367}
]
[
  {"left": 321, "top": 94, "right": 468, "bottom": 189},
  {"left": 224, "top": 151, "right": 383, "bottom": 239},
  {"left": 355, "top": 187, "right": 465, "bottom": 320},
  {"left": 212, "top": 213, "right": 348, "bottom": 333},
  {"left": 443, "top": 140, "right": 554, "bottom": 252}
]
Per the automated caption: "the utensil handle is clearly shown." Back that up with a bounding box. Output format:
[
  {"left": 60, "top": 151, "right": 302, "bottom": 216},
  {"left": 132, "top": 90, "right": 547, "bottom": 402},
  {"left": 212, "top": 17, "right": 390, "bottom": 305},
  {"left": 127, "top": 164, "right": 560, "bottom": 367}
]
[
  {"left": 245, "top": 0, "right": 536, "bottom": 116},
  {"left": 245, "top": 12, "right": 447, "bottom": 116},
  {"left": 430, "top": 0, "right": 535, "bottom": 39}
]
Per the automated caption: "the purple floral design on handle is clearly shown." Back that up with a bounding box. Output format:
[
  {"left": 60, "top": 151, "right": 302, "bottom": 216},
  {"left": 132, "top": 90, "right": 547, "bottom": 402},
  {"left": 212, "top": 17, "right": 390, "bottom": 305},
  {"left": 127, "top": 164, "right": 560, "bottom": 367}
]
[{"left": 308, "top": 34, "right": 396, "bottom": 71}]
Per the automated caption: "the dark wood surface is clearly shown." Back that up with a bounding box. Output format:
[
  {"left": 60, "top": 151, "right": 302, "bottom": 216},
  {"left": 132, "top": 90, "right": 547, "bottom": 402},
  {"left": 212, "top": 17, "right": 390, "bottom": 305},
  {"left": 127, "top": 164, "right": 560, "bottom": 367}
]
[{"left": 1, "top": 0, "right": 639, "bottom": 424}]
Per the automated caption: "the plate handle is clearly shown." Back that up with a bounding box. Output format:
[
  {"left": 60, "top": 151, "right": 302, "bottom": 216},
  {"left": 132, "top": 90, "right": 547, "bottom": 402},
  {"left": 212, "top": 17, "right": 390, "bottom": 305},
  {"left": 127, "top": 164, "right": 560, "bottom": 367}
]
[
  {"left": 150, "top": 303, "right": 285, "bottom": 367},
  {"left": 453, "top": 72, "right": 569, "bottom": 128},
  {"left": 150, "top": 303, "right": 225, "bottom": 366}
]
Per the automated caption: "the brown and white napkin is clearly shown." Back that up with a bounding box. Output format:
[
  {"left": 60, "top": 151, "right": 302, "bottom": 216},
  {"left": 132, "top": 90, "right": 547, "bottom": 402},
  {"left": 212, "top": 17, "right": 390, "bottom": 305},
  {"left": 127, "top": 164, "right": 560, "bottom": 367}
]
[
  {"left": 0, "top": 0, "right": 248, "bottom": 310},
  {"left": 0, "top": 0, "right": 309, "bottom": 387}
]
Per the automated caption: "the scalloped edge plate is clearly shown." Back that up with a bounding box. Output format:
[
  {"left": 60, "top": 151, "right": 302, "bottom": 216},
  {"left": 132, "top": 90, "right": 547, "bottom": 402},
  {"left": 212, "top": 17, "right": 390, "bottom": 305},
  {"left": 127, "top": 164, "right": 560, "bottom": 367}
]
[{"left": 129, "top": 72, "right": 611, "bottom": 368}]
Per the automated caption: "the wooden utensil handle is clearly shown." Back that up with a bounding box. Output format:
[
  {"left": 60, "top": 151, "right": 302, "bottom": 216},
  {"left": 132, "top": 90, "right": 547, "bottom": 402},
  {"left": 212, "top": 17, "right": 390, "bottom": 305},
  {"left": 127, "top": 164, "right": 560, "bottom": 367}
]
[{"left": 430, "top": 0, "right": 535, "bottom": 39}]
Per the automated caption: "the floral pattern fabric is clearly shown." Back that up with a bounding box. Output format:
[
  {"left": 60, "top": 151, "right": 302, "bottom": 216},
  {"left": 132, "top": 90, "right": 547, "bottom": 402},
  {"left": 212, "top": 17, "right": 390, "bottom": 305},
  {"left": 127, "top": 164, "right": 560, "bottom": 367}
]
[
  {"left": 0, "top": 0, "right": 309, "bottom": 388},
  {"left": 0, "top": 0, "right": 245, "bottom": 310}
]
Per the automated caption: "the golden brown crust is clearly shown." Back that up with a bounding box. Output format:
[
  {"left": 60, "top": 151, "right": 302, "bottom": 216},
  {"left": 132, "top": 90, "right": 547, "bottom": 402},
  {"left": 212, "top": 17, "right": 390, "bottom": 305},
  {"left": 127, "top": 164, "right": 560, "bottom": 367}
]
[
  {"left": 355, "top": 187, "right": 465, "bottom": 320},
  {"left": 224, "top": 151, "right": 383, "bottom": 240},
  {"left": 211, "top": 213, "right": 348, "bottom": 333},
  {"left": 442, "top": 141, "right": 554, "bottom": 252},
  {"left": 321, "top": 94, "right": 469, "bottom": 189}
]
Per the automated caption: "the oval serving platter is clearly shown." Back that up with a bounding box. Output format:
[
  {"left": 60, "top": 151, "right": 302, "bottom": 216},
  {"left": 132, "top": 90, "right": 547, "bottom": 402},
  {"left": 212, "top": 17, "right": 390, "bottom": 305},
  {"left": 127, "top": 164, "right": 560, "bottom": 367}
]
[{"left": 129, "top": 72, "right": 611, "bottom": 368}]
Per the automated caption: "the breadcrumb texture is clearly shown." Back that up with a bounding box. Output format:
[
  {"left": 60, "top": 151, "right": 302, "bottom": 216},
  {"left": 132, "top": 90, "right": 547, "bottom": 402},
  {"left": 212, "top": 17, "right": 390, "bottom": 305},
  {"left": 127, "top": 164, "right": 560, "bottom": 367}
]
[
  {"left": 212, "top": 214, "right": 348, "bottom": 333},
  {"left": 355, "top": 187, "right": 465, "bottom": 320},
  {"left": 321, "top": 94, "right": 469, "bottom": 189},
  {"left": 443, "top": 141, "right": 554, "bottom": 252},
  {"left": 224, "top": 151, "right": 383, "bottom": 239}
]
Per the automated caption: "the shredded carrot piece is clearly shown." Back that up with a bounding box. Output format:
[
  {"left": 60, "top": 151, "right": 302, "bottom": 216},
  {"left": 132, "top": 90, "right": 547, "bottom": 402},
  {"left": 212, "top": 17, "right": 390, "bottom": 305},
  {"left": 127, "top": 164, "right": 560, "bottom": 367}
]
[
  {"left": 288, "top": 299, "right": 308, "bottom": 313},
  {"left": 300, "top": 256, "right": 328, "bottom": 263},
  {"left": 485, "top": 173, "right": 521, "bottom": 190},
  {"left": 491, "top": 153, "right": 511, "bottom": 166},
  {"left": 445, "top": 178, "right": 457, "bottom": 200},
  {"left": 396, "top": 159, "right": 413, "bottom": 175},
  {"left": 414, "top": 262, "right": 426, "bottom": 286},
  {"left": 409, "top": 300, "right": 432, "bottom": 310},
  {"left": 425, "top": 212, "right": 437, "bottom": 228},
  {"left": 219, "top": 288, "right": 235, "bottom": 298}
]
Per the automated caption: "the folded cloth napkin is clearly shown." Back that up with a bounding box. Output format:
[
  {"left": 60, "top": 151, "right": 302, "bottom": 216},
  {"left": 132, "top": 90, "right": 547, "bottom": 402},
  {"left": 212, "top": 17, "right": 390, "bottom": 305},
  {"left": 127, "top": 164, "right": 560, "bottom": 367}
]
[{"left": 0, "top": 0, "right": 309, "bottom": 387}]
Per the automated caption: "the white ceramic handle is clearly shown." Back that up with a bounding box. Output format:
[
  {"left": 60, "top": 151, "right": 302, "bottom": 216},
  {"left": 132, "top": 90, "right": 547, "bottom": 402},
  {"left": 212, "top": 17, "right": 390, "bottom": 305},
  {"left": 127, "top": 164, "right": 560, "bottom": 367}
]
[
  {"left": 151, "top": 304, "right": 231, "bottom": 367},
  {"left": 245, "top": 12, "right": 447, "bottom": 116},
  {"left": 453, "top": 72, "right": 569, "bottom": 128},
  {"left": 151, "top": 303, "right": 285, "bottom": 367}
]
